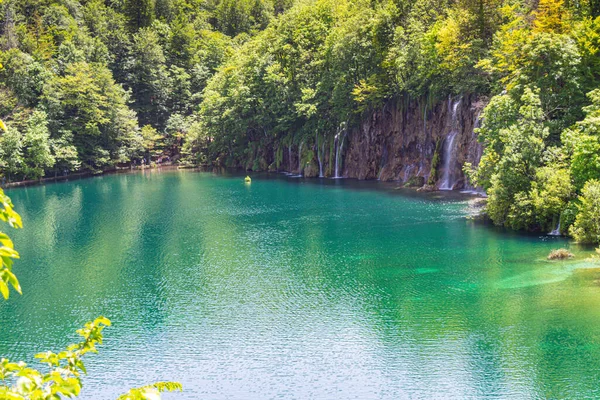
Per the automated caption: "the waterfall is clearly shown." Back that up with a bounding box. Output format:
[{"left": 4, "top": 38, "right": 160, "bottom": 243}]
[
  {"left": 334, "top": 122, "right": 347, "bottom": 179},
  {"left": 316, "top": 132, "right": 323, "bottom": 178},
  {"left": 298, "top": 141, "right": 304, "bottom": 176},
  {"left": 439, "top": 132, "right": 458, "bottom": 190},
  {"left": 439, "top": 98, "right": 461, "bottom": 190},
  {"left": 549, "top": 221, "right": 561, "bottom": 236},
  {"left": 403, "top": 165, "right": 415, "bottom": 183},
  {"left": 333, "top": 126, "right": 341, "bottom": 178},
  {"left": 288, "top": 144, "right": 292, "bottom": 171}
]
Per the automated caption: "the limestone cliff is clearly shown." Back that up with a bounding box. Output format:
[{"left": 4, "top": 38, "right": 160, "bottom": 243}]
[{"left": 275, "top": 94, "right": 487, "bottom": 190}]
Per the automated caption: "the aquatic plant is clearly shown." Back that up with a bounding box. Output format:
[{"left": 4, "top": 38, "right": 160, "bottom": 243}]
[{"left": 547, "top": 248, "right": 574, "bottom": 260}]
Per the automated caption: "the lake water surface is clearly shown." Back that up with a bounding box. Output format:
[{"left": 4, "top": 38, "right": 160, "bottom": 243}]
[{"left": 2, "top": 170, "right": 600, "bottom": 399}]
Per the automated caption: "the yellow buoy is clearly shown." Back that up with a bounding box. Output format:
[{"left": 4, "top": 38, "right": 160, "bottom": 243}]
[{"left": 245, "top": 176, "right": 252, "bottom": 183}]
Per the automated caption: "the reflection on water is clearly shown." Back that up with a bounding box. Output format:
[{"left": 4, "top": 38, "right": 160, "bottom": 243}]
[{"left": 1, "top": 170, "right": 600, "bottom": 399}]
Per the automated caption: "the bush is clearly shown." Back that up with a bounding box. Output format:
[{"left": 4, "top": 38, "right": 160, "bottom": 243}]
[
  {"left": 405, "top": 176, "right": 425, "bottom": 187},
  {"left": 570, "top": 180, "right": 600, "bottom": 243}
]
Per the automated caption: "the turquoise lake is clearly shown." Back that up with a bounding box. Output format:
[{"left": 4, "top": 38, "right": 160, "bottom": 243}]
[{"left": 2, "top": 169, "right": 600, "bottom": 399}]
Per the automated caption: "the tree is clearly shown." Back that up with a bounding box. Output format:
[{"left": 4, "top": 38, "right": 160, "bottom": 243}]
[
  {"left": 533, "top": 0, "right": 568, "bottom": 34},
  {"left": 213, "top": 0, "right": 272, "bottom": 37},
  {"left": 529, "top": 166, "right": 573, "bottom": 231},
  {"left": 563, "top": 88, "right": 600, "bottom": 190},
  {"left": 475, "top": 88, "right": 549, "bottom": 229},
  {"left": 125, "top": 27, "right": 171, "bottom": 128},
  {"left": 21, "top": 110, "right": 55, "bottom": 180},
  {"left": 138, "top": 124, "right": 164, "bottom": 161},
  {"left": 82, "top": 0, "right": 132, "bottom": 83},
  {"left": 0, "top": 49, "right": 51, "bottom": 107},
  {"left": 51, "top": 133, "right": 81, "bottom": 175},
  {"left": 125, "top": 0, "right": 156, "bottom": 31},
  {"left": 43, "top": 61, "right": 138, "bottom": 170},
  {"left": 0, "top": 123, "right": 23, "bottom": 182},
  {"left": 570, "top": 179, "right": 600, "bottom": 243}
]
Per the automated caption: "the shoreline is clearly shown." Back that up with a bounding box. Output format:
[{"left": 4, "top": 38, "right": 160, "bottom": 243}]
[
  {"left": 1, "top": 165, "right": 181, "bottom": 190},
  {"left": 2, "top": 171, "right": 97, "bottom": 189},
  {"left": 2, "top": 164, "right": 488, "bottom": 199}
]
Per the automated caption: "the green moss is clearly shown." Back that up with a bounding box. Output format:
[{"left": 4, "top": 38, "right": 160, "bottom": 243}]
[
  {"left": 275, "top": 145, "right": 283, "bottom": 169},
  {"left": 328, "top": 136, "right": 335, "bottom": 176},
  {"left": 428, "top": 138, "right": 442, "bottom": 186},
  {"left": 405, "top": 176, "right": 425, "bottom": 187}
]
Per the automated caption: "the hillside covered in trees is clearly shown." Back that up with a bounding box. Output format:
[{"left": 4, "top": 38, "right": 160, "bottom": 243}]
[{"left": 2, "top": 0, "right": 600, "bottom": 241}]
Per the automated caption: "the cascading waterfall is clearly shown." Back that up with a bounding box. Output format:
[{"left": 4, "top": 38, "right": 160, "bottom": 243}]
[
  {"left": 403, "top": 165, "right": 415, "bottom": 182},
  {"left": 439, "top": 132, "right": 458, "bottom": 190},
  {"left": 334, "top": 122, "right": 347, "bottom": 179},
  {"left": 549, "top": 221, "right": 561, "bottom": 236},
  {"left": 288, "top": 144, "right": 292, "bottom": 171},
  {"left": 439, "top": 97, "right": 462, "bottom": 190}
]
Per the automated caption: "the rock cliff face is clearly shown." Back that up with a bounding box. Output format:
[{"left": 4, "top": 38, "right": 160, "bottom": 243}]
[{"left": 278, "top": 94, "right": 486, "bottom": 190}]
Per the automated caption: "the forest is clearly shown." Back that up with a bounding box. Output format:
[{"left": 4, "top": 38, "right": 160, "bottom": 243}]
[{"left": 1, "top": 0, "right": 600, "bottom": 241}]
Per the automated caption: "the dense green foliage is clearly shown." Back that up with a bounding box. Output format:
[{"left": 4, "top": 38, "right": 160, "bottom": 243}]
[
  {"left": 570, "top": 179, "right": 600, "bottom": 243},
  {"left": 0, "top": 0, "right": 290, "bottom": 178},
  {"left": 2, "top": 0, "right": 600, "bottom": 240},
  {"left": 467, "top": 0, "right": 600, "bottom": 239}
]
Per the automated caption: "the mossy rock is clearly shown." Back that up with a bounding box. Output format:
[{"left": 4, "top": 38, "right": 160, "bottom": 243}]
[
  {"left": 258, "top": 157, "right": 269, "bottom": 171},
  {"left": 303, "top": 160, "right": 320, "bottom": 178},
  {"left": 417, "top": 184, "right": 436, "bottom": 192},
  {"left": 404, "top": 176, "right": 425, "bottom": 187}
]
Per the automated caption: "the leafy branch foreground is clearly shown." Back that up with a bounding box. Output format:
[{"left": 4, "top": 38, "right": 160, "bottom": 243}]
[
  {"left": 0, "top": 316, "right": 182, "bottom": 399},
  {"left": 0, "top": 119, "right": 182, "bottom": 399}
]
